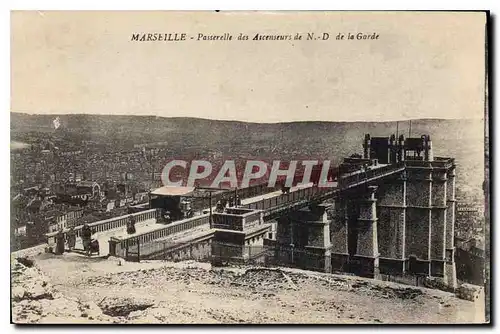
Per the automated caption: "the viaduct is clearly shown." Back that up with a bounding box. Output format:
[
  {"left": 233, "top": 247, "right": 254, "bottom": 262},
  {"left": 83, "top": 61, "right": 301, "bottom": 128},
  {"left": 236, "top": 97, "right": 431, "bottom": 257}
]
[{"left": 40, "top": 133, "right": 457, "bottom": 288}]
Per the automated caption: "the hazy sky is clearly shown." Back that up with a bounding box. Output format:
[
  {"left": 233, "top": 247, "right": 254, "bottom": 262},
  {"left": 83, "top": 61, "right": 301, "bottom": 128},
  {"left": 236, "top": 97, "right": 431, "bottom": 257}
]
[{"left": 11, "top": 11, "right": 486, "bottom": 123}]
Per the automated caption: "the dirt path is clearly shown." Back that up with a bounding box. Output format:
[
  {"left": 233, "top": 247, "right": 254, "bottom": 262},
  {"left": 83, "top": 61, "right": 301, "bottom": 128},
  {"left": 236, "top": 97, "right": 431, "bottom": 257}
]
[{"left": 12, "top": 254, "right": 485, "bottom": 324}]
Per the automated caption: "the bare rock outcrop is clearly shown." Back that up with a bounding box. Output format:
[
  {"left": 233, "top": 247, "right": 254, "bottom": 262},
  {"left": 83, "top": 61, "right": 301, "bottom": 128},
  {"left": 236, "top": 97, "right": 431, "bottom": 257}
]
[
  {"left": 98, "top": 297, "right": 156, "bottom": 317},
  {"left": 12, "top": 258, "right": 54, "bottom": 302},
  {"left": 11, "top": 257, "right": 114, "bottom": 323}
]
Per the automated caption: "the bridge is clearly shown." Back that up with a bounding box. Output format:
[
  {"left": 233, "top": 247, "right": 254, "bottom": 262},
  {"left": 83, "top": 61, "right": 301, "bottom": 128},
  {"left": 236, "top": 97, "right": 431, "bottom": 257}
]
[
  {"left": 42, "top": 161, "right": 405, "bottom": 259},
  {"left": 22, "top": 133, "right": 459, "bottom": 290}
]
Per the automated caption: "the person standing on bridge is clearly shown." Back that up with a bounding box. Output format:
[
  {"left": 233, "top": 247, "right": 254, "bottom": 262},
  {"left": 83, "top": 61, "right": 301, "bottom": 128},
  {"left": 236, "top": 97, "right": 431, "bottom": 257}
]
[
  {"left": 81, "top": 223, "right": 92, "bottom": 256},
  {"left": 66, "top": 226, "right": 76, "bottom": 252},
  {"left": 55, "top": 228, "right": 65, "bottom": 255},
  {"left": 127, "top": 215, "right": 136, "bottom": 234},
  {"left": 215, "top": 199, "right": 224, "bottom": 213}
]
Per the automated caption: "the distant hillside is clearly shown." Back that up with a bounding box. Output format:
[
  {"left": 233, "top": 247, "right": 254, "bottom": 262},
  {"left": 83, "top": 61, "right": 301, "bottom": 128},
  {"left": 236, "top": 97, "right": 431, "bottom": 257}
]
[
  {"left": 10, "top": 113, "right": 483, "bottom": 147},
  {"left": 10, "top": 112, "right": 485, "bottom": 202},
  {"left": 10, "top": 113, "right": 484, "bottom": 161}
]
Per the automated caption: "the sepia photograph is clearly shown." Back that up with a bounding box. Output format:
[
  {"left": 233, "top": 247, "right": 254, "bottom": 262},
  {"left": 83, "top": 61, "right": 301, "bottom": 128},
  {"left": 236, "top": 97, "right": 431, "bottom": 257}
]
[{"left": 9, "top": 10, "right": 489, "bottom": 324}]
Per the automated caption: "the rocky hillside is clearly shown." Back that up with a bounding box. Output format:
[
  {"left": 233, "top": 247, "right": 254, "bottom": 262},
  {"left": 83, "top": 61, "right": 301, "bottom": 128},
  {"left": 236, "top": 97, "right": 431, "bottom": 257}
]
[{"left": 11, "top": 253, "right": 485, "bottom": 324}]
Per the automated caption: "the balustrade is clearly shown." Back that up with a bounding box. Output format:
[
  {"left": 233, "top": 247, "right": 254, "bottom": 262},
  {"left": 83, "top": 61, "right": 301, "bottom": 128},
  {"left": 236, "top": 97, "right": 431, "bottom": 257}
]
[
  {"left": 46, "top": 208, "right": 159, "bottom": 244},
  {"left": 115, "top": 214, "right": 211, "bottom": 252},
  {"left": 109, "top": 185, "right": 341, "bottom": 258}
]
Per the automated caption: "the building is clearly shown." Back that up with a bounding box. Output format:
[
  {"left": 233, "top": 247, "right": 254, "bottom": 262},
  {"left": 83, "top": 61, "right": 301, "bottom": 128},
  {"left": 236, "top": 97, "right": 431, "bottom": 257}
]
[
  {"left": 55, "top": 181, "right": 101, "bottom": 202},
  {"left": 211, "top": 207, "right": 270, "bottom": 265},
  {"left": 327, "top": 134, "right": 457, "bottom": 287},
  {"left": 271, "top": 134, "right": 458, "bottom": 288},
  {"left": 149, "top": 186, "right": 230, "bottom": 221}
]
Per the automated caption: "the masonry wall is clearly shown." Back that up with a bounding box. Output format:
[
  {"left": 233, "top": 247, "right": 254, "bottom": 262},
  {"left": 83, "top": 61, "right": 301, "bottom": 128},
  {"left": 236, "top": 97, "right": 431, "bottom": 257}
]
[
  {"left": 405, "top": 208, "right": 430, "bottom": 260},
  {"left": 356, "top": 221, "right": 377, "bottom": 257},
  {"left": 330, "top": 200, "right": 348, "bottom": 255},
  {"left": 376, "top": 177, "right": 406, "bottom": 261},
  {"left": 446, "top": 171, "right": 456, "bottom": 250},
  {"left": 428, "top": 171, "right": 448, "bottom": 278},
  {"left": 446, "top": 202, "right": 455, "bottom": 249},
  {"left": 307, "top": 224, "right": 327, "bottom": 248},
  {"left": 378, "top": 207, "right": 405, "bottom": 259},
  {"left": 276, "top": 216, "right": 292, "bottom": 245},
  {"left": 405, "top": 169, "right": 432, "bottom": 262},
  {"left": 146, "top": 239, "right": 212, "bottom": 261},
  {"left": 432, "top": 179, "right": 447, "bottom": 207},
  {"left": 329, "top": 199, "right": 349, "bottom": 272},
  {"left": 430, "top": 209, "right": 446, "bottom": 260},
  {"left": 406, "top": 169, "right": 431, "bottom": 202},
  {"left": 212, "top": 240, "right": 244, "bottom": 259},
  {"left": 377, "top": 181, "right": 405, "bottom": 206},
  {"left": 406, "top": 181, "right": 431, "bottom": 207}
]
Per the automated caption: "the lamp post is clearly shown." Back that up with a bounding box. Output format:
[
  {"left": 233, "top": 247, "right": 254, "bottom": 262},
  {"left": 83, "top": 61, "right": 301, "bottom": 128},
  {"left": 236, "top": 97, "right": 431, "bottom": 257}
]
[
  {"left": 204, "top": 189, "right": 218, "bottom": 229},
  {"left": 209, "top": 191, "right": 213, "bottom": 228},
  {"left": 290, "top": 220, "right": 295, "bottom": 265}
]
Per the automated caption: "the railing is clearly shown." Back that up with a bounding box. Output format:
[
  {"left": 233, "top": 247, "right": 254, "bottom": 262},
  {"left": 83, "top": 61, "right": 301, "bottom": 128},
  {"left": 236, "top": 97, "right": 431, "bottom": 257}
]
[
  {"left": 212, "top": 210, "right": 262, "bottom": 231},
  {"left": 237, "top": 183, "right": 280, "bottom": 199},
  {"left": 45, "top": 208, "right": 159, "bottom": 244},
  {"left": 242, "top": 211, "right": 263, "bottom": 227},
  {"left": 111, "top": 214, "right": 211, "bottom": 257},
  {"left": 111, "top": 187, "right": 330, "bottom": 258},
  {"left": 243, "top": 186, "right": 333, "bottom": 214},
  {"left": 338, "top": 162, "right": 406, "bottom": 190},
  {"left": 142, "top": 234, "right": 215, "bottom": 261},
  {"left": 212, "top": 214, "right": 245, "bottom": 231},
  {"left": 110, "top": 167, "right": 408, "bottom": 259},
  {"left": 405, "top": 157, "right": 455, "bottom": 169},
  {"left": 190, "top": 183, "right": 279, "bottom": 212}
]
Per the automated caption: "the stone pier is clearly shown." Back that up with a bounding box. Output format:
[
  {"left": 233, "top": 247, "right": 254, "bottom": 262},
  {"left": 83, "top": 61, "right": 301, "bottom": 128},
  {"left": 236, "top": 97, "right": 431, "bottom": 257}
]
[
  {"left": 210, "top": 207, "right": 271, "bottom": 264},
  {"left": 376, "top": 172, "right": 407, "bottom": 275},
  {"left": 274, "top": 204, "right": 332, "bottom": 273},
  {"left": 330, "top": 197, "right": 349, "bottom": 273},
  {"left": 350, "top": 185, "right": 380, "bottom": 278}
]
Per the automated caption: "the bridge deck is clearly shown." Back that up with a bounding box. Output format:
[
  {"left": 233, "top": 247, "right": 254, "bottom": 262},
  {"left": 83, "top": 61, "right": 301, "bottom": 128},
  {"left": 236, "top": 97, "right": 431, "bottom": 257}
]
[
  {"left": 124, "top": 167, "right": 404, "bottom": 257},
  {"left": 66, "top": 183, "right": 311, "bottom": 256},
  {"left": 140, "top": 225, "right": 214, "bottom": 258},
  {"left": 73, "top": 218, "right": 162, "bottom": 255},
  {"left": 241, "top": 182, "right": 314, "bottom": 205},
  {"left": 40, "top": 164, "right": 405, "bottom": 259}
]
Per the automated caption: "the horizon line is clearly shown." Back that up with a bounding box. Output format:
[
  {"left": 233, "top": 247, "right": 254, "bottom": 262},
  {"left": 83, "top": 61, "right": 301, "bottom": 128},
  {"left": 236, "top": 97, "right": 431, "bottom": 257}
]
[{"left": 10, "top": 111, "right": 485, "bottom": 125}]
